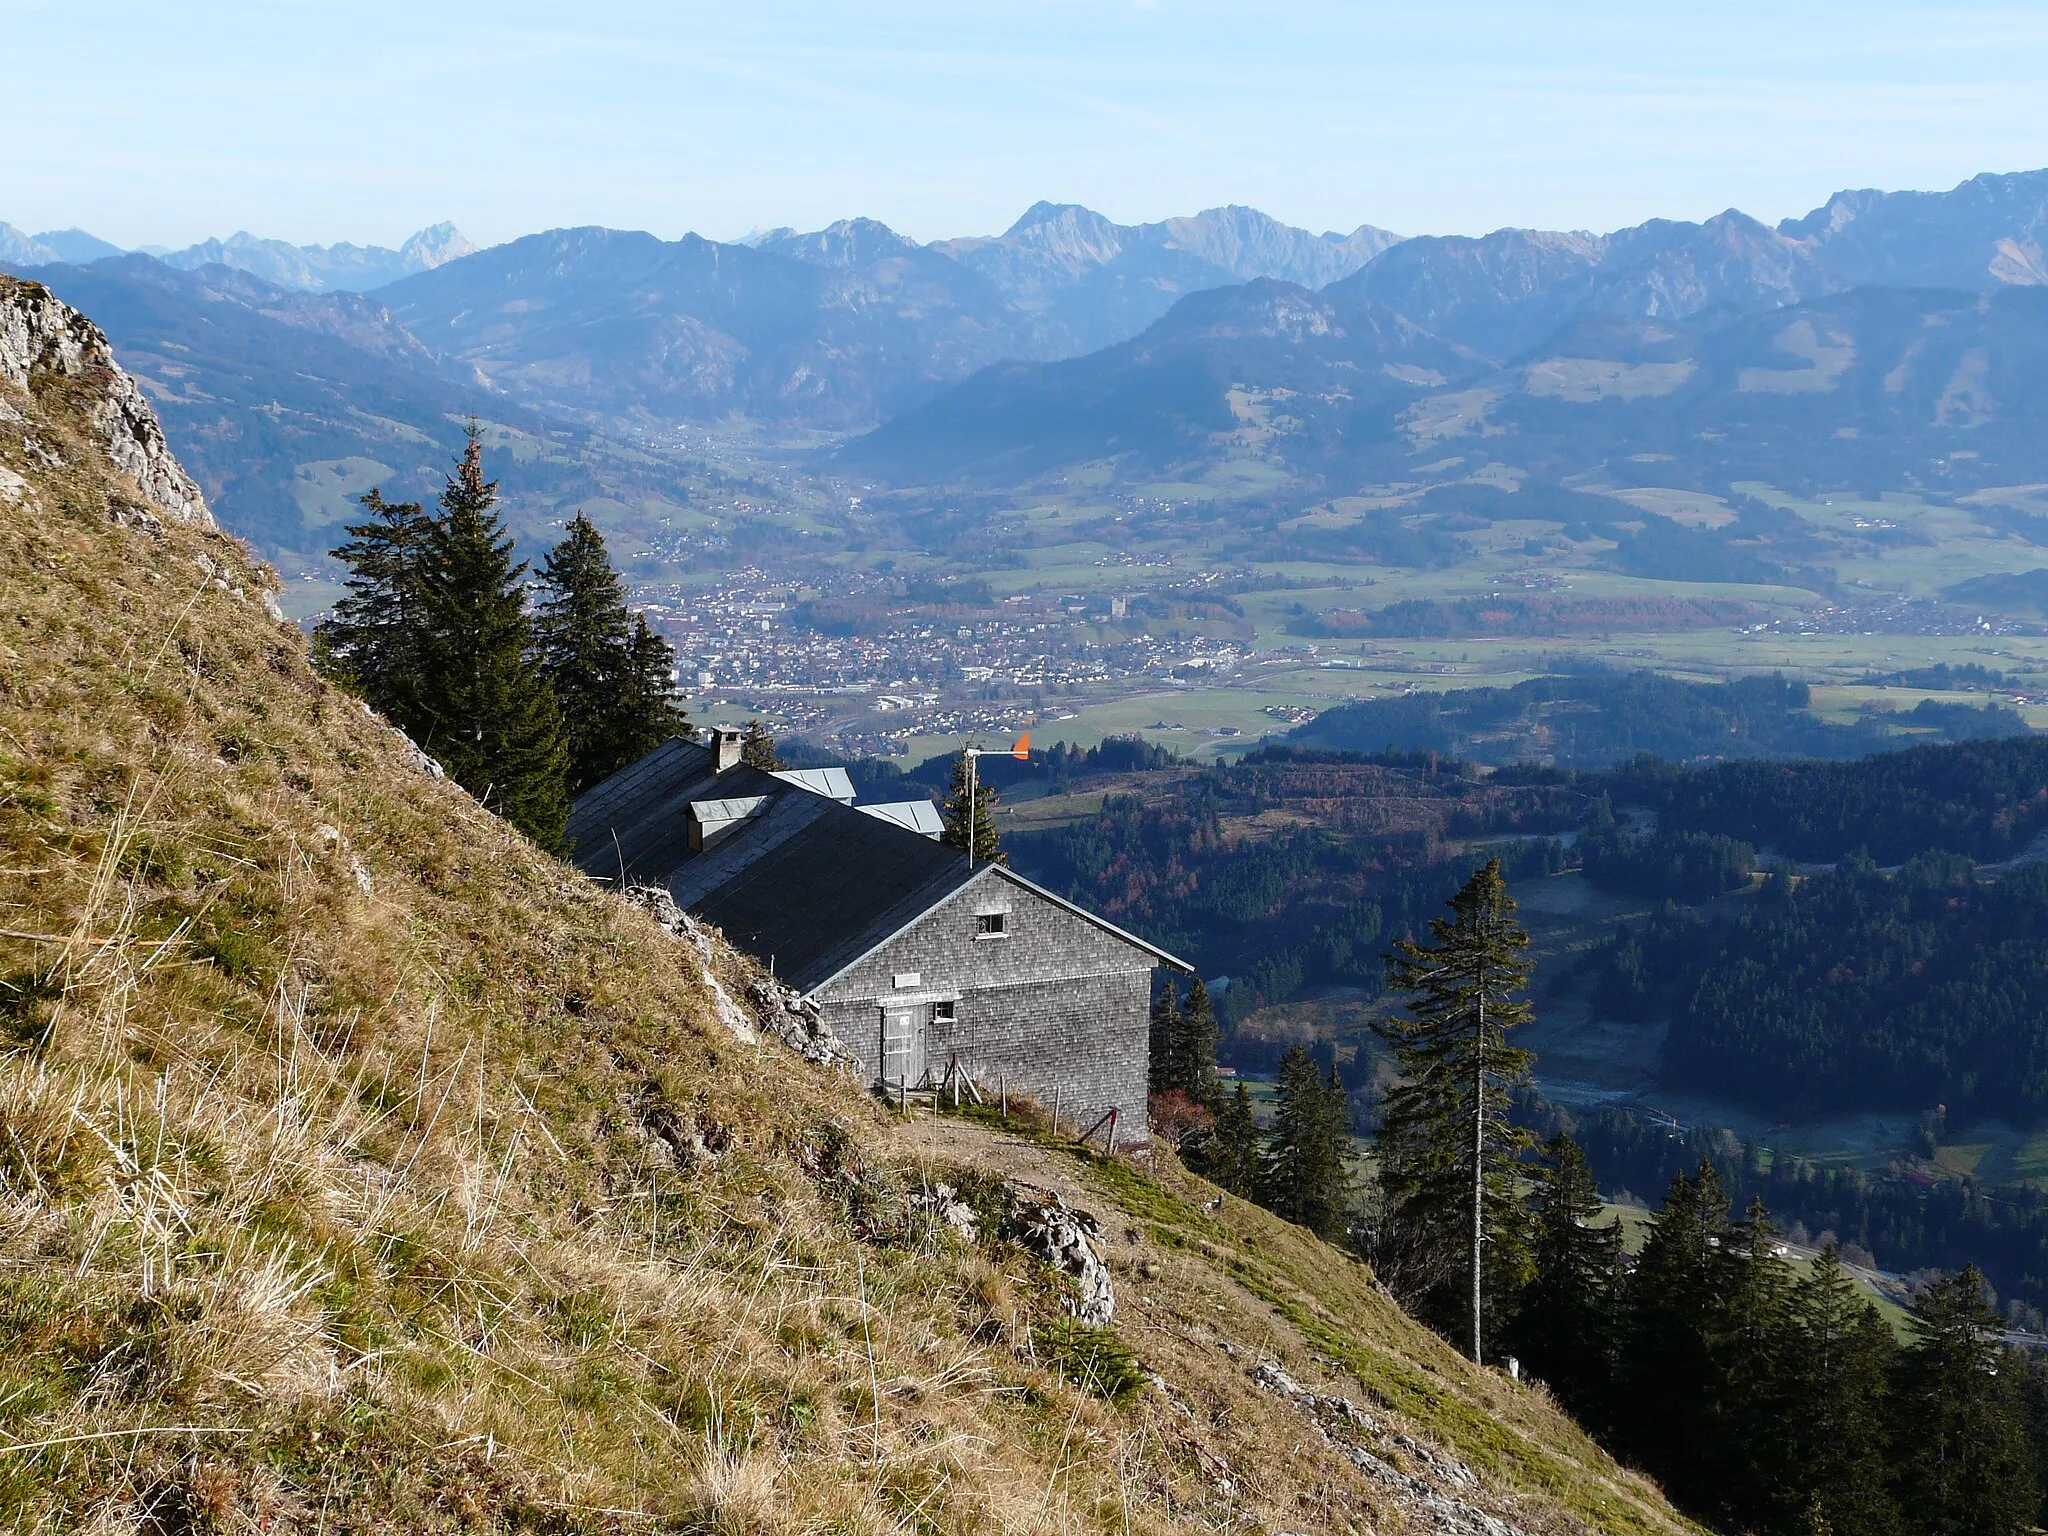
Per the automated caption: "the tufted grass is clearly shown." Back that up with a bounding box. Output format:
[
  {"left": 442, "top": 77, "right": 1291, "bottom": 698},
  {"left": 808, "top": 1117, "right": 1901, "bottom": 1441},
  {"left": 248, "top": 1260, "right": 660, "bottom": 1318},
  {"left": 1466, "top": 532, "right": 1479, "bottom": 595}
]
[{"left": 0, "top": 278, "right": 1698, "bottom": 1534}]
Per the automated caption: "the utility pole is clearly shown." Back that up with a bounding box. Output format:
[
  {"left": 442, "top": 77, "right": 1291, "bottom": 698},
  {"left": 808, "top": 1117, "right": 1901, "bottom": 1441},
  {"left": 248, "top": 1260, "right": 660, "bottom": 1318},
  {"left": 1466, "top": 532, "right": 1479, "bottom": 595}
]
[
  {"left": 963, "top": 734, "right": 1028, "bottom": 869},
  {"left": 1472, "top": 954, "right": 1486, "bottom": 1367},
  {"left": 965, "top": 746, "right": 980, "bottom": 870}
]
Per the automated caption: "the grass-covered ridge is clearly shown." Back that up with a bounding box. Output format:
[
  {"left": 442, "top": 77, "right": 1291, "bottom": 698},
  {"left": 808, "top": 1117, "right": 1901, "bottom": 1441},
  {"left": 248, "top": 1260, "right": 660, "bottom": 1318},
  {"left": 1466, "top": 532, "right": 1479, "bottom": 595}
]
[{"left": 0, "top": 273, "right": 1692, "bottom": 1532}]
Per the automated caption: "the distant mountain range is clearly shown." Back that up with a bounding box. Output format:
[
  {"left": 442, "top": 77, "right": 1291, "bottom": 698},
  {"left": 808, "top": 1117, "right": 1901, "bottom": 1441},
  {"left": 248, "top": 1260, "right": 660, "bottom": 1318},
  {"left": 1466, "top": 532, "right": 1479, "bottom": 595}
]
[
  {"left": 0, "top": 221, "right": 475, "bottom": 291},
  {"left": 8, "top": 170, "right": 2048, "bottom": 557},
  {"left": 854, "top": 170, "right": 2048, "bottom": 491}
]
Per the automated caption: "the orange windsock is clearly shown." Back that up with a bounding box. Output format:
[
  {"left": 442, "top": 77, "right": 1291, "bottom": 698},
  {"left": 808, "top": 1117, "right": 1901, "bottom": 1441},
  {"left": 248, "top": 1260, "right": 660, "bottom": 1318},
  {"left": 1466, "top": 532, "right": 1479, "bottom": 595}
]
[{"left": 1011, "top": 732, "right": 1031, "bottom": 759}]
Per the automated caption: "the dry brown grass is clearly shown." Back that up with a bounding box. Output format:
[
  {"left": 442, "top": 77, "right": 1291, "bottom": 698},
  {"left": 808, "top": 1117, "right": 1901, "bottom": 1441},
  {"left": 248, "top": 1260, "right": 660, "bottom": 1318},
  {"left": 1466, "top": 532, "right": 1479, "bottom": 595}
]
[{"left": 0, "top": 291, "right": 1698, "bottom": 1534}]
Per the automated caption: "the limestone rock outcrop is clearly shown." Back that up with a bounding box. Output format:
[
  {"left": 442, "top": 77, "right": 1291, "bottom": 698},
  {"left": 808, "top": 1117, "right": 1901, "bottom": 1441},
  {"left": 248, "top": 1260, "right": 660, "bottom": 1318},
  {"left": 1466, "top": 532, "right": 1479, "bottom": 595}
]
[{"left": 0, "top": 277, "right": 213, "bottom": 528}]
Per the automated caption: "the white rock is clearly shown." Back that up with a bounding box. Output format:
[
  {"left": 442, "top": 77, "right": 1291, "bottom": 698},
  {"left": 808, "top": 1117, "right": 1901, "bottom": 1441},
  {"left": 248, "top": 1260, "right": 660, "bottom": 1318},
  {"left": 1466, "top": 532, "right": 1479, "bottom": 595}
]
[
  {"left": 0, "top": 277, "right": 212, "bottom": 527},
  {"left": 1009, "top": 1191, "right": 1115, "bottom": 1323}
]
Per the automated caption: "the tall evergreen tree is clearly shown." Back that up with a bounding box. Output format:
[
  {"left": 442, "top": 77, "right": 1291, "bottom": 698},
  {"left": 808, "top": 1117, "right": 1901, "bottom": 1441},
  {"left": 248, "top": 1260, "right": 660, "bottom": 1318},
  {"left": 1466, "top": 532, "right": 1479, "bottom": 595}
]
[
  {"left": 1257, "top": 1044, "right": 1352, "bottom": 1240},
  {"left": 1171, "top": 977, "right": 1221, "bottom": 1104},
  {"left": 1707, "top": 1196, "right": 1799, "bottom": 1532},
  {"left": 534, "top": 512, "right": 686, "bottom": 794},
  {"left": 414, "top": 430, "right": 570, "bottom": 850},
  {"left": 1785, "top": 1245, "right": 1902, "bottom": 1536},
  {"left": 617, "top": 614, "right": 687, "bottom": 766},
  {"left": 1508, "top": 1133, "right": 1619, "bottom": 1428},
  {"left": 315, "top": 489, "right": 435, "bottom": 727},
  {"left": 1199, "top": 1082, "right": 1261, "bottom": 1198},
  {"left": 740, "top": 719, "right": 784, "bottom": 771},
  {"left": 940, "top": 749, "right": 1004, "bottom": 864},
  {"left": 1613, "top": 1163, "right": 1728, "bottom": 1490},
  {"left": 1891, "top": 1267, "right": 2037, "bottom": 1536},
  {"left": 1148, "top": 977, "right": 1181, "bottom": 1095},
  {"left": 1377, "top": 859, "right": 1536, "bottom": 1362},
  {"left": 1617, "top": 1163, "right": 1731, "bottom": 1512}
]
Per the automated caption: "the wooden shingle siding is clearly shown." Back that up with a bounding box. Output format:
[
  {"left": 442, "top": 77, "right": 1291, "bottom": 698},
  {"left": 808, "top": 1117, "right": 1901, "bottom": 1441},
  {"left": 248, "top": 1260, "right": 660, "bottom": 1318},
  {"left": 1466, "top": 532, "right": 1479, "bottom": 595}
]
[
  {"left": 571, "top": 737, "right": 1185, "bottom": 1144},
  {"left": 816, "top": 873, "right": 1155, "bottom": 1136}
]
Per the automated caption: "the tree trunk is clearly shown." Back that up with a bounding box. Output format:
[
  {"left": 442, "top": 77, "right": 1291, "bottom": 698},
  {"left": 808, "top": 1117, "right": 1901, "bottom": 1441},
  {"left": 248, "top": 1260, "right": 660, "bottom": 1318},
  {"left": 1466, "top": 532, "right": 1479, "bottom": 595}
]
[{"left": 1472, "top": 975, "right": 1485, "bottom": 1366}]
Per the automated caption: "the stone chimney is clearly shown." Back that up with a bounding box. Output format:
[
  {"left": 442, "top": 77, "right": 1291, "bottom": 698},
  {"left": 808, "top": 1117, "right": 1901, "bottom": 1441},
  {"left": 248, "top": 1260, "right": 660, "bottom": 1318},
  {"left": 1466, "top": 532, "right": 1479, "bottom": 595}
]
[{"left": 709, "top": 726, "right": 744, "bottom": 773}]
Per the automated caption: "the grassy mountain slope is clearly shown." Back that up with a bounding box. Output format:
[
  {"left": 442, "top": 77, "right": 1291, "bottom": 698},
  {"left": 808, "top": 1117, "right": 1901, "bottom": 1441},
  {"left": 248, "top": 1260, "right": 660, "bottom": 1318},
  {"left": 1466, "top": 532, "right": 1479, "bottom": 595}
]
[{"left": 0, "top": 274, "right": 1690, "bottom": 1534}]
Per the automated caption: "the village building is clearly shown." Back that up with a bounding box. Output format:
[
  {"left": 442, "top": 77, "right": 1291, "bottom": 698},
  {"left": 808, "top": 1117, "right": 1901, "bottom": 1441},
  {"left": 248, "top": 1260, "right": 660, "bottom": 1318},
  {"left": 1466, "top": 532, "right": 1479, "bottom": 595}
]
[{"left": 567, "top": 728, "right": 1184, "bottom": 1137}]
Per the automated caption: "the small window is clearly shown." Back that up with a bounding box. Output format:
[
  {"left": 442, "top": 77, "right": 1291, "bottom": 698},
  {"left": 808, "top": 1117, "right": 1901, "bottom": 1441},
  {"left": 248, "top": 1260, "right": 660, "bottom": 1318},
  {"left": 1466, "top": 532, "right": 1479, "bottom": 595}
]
[
  {"left": 975, "top": 912, "right": 1008, "bottom": 938},
  {"left": 931, "top": 1000, "right": 957, "bottom": 1025}
]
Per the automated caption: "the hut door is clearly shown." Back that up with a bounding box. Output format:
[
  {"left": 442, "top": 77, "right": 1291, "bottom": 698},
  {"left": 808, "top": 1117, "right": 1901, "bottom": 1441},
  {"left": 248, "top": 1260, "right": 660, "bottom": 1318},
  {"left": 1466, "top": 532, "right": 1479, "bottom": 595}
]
[{"left": 881, "top": 1005, "right": 926, "bottom": 1088}]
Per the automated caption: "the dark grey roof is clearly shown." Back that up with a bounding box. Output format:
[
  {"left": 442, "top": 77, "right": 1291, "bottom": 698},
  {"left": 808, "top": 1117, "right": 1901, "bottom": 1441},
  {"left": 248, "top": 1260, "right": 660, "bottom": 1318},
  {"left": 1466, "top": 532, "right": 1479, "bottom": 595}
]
[
  {"left": 568, "top": 737, "right": 977, "bottom": 991},
  {"left": 683, "top": 801, "right": 979, "bottom": 991},
  {"left": 570, "top": 738, "right": 1179, "bottom": 994},
  {"left": 564, "top": 737, "right": 786, "bottom": 885}
]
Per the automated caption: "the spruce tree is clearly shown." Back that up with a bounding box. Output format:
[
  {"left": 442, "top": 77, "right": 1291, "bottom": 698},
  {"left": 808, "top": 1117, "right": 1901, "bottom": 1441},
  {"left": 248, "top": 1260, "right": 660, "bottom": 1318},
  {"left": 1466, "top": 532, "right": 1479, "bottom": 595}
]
[
  {"left": 414, "top": 430, "right": 570, "bottom": 850},
  {"left": 1148, "top": 978, "right": 1181, "bottom": 1095},
  {"left": 1257, "top": 1044, "right": 1352, "bottom": 1240},
  {"left": 1709, "top": 1196, "right": 1799, "bottom": 1532},
  {"left": 1785, "top": 1245, "right": 1902, "bottom": 1536},
  {"left": 1508, "top": 1133, "right": 1619, "bottom": 1429},
  {"left": 1172, "top": 978, "right": 1221, "bottom": 1104},
  {"left": 1377, "top": 859, "right": 1535, "bottom": 1363},
  {"left": 316, "top": 489, "right": 435, "bottom": 728},
  {"left": 940, "top": 749, "right": 1004, "bottom": 864},
  {"left": 618, "top": 615, "right": 688, "bottom": 765},
  {"left": 534, "top": 512, "right": 686, "bottom": 794},
  {"left": 741, "top": 719, "right": 784, "bottom": 771},
  {"left": 1203, "top": 1082, "right": 1261, "bottom": 1197},
  {"left": 1617, "top": 1162, "right": 1730, "bottom": 1512},
  {"left": 1892, "top": 1267, "right": 2036, "bottom": 1536}
]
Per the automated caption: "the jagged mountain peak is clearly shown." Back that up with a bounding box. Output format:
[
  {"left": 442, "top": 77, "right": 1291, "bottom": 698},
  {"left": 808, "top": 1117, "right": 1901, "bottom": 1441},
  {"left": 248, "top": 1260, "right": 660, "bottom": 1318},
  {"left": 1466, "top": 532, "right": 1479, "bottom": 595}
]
[
  {"left": 1002, "top": 199, "right": 1119, "bottom": 238},
  {"left": 1777, "top": 167, "right": 2048, "bottom": 289},
  {"left": 397, "top": 220, "right": 477, "bottom": 269},
  {"left": 157, "top": 223, "right": 478, "bottom": 293},
  {"left": 750, "top": 217, "right": 926, "bottom": 269}
]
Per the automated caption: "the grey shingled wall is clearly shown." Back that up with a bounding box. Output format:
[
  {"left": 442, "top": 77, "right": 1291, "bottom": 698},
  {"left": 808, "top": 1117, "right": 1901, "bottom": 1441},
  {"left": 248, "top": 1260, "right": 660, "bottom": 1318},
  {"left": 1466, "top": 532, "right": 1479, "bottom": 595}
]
[{"left": 811, "top": 869, "right": 1156, "bottom": 1140}]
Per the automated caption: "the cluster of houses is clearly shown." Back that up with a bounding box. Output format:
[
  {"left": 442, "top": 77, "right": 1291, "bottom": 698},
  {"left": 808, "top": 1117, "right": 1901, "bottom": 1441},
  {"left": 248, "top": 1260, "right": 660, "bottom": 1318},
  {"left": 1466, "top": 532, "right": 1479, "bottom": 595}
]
[{"left": 568, "top": 727, "right": 1184, "bottom": 1136}]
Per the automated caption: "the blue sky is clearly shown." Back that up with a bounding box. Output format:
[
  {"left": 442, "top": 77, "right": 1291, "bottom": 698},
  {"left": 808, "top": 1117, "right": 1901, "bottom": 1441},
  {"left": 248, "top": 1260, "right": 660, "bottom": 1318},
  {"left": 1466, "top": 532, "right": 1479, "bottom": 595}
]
[{"left": 7, "top": 1, "right": 2048, "bottom": 249}]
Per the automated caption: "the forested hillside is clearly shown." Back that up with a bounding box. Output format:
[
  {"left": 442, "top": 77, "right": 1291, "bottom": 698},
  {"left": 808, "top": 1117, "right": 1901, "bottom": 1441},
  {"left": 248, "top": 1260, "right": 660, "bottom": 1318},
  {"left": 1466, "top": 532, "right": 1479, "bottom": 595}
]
[
  {"left": 1290, "top": 668, "right": 2028, "bottom": 769},
  {"left": 1604, "top": 733, "right": 2048, "bottom": 862},
  {"left": 1586, "top": 855, "right": 2048, "bottom": 1119},
  {"left": 1010, "top": 748, "right": 1581, "bottom": 1022}
]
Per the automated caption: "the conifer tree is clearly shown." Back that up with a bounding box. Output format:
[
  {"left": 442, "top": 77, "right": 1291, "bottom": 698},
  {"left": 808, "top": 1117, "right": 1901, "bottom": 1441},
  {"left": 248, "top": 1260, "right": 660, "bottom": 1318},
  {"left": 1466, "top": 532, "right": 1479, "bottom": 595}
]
[
  {"left": 1508, "top": 1134, "right": 1619, "bottom": 1428},
  {"left": 1892, "top": 1266, "right": 2036, "bottom": 1536},
  {"left": 1710, "top": 1196, "right": 1799, "bottom": 1531},
  {"left": 1257, "top": 1044, "right": 1352, "bottom": 1240},
  {"left": 1377, "top": 859, "right": 1535, "bottom": 1363},
  {"left": 414, "top": 430, "right": 570, "bottom": 850},
  {"left": 1148, "top": 978, "right": 1181, "bottom": 1095},
  {"left": 1785, "top": 1245, "right": 1902, "bottom": 1536},
  {"left": 1172, "top": 978, "right": 1221, "bottom": 1104},
  {"left": 316, "top": 489, "right": 435, "bottom": 728},
  {"left": 616, "top": 614, "right": 688, "bottom": 767},
  {"left": 940, "top": 749, "right": 1004, "bottom": 864},
  {"left": 741, "top": 719, "right": 784, "bottom": 771},
  {"left": 1616, "top": 1163, "right": 1730, "bottom": 1511},
  {"left": 1203, "top": 1082, "right": 1261, "bottom": 1197},
  {"left": 534, "top": 512, "right": 686, "bottom": 794}
]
